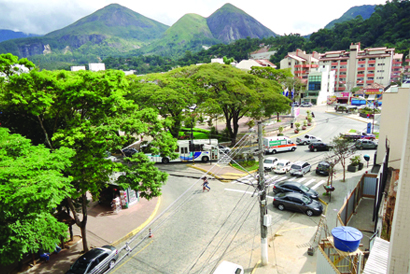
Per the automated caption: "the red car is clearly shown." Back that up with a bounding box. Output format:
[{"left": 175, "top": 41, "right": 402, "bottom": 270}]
[{"left": 361, "top": 133, "right": 376, "bottom": 140}]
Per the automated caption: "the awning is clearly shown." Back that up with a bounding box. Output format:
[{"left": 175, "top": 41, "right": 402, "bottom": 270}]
[
  {"left": 368, "top": 94, "right": 376, "bottom": 100},
  {"left": 363, "top": 237, "right": 389, "bottom": 274}
]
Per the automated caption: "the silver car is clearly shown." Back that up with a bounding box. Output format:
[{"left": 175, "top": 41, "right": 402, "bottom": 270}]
[
  {"left": 356, "top": 139, "right": 378, "bottom": 149},
  {"left": 289, "top": 161, "right": 311, "bottom": 177},
  {"left": 66, "top": 245, "right": 118, "bottom": 274}
]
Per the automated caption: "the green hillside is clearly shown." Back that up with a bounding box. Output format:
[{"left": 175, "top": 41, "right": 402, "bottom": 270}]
[
  {"left": 140, "top": 13, "right": 221, "bottom": 57},
  {"left": 325, "top": 5, "right": 376, "bottom": 29}
]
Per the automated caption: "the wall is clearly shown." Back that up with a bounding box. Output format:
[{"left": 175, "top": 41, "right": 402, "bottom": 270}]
[{"left": 376, "top": 87, "right": 410, "bottom": 168}]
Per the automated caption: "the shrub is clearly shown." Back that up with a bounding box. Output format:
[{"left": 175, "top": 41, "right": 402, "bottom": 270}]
[{"left": 295, "top": 122, "right": 301, "bottom": 130}]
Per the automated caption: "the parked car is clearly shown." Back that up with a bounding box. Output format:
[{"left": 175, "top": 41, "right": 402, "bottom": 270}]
[
  {"left": 296, "top": 134, "right": 322, "bottom": 145},
  {"left": 272, "top": 159, "right": 292, "bottom": 174},
  {"left": 273, "top": 180, "right": 318, "bottom": 199},
  {"left": 213, "top": 261, "right": 244, "bottom": 274},
  {"left": 272, "top": 192, "right": 323, "bottom": 216},
  {"left": 292, "top": 102, "right": 299, "bottom": 107},
  {"left": 301, "top": 102, "right": 313, "bottom": 107},
  {"left": 66, "top": 245, "right": 119, "bottom": 274},
  {"left": 218, "top": 145, "right": 231, "bottom": 154},
  {"left": 316, "top": 161, "right": 331, "bottom": 176},
  {"left": 309, "top": 142, "right": 332, "bottom": 152},
  {"left": 289, "top": 161, "right": 311, "bottom": 177},
  {"left": 122, "top": 148, "right": 138, "bottom": 157},
  {"left": 360, "top": 132, "right": 376, "bottom": 140},
  {"left": 263, "top": 156, "right": 278, "bottom": 171},
  {"left": 356, "top": 139, "right": 378, "bottom": 149}
]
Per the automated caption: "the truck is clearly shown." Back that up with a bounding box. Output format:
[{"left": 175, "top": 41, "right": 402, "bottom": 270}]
[
  {"left": 296, "top": 134, "right": 322, "bottom": 145},
  {"left": 263, "top": 136, "right": 297, "bottom": 154},
  {"left": 342, "top": 132, "right": 375, "bottom": 142}
]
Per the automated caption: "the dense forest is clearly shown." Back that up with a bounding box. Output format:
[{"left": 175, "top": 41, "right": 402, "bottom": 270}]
[{"left": 105, "top": 0, "right": 410, "bottom": 74}]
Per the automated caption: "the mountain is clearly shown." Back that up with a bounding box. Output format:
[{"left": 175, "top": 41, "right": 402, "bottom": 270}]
[
  {"left": 0, "top": 4, "right": 169, "bottom": 58},
  {"left": 324, "top": 5, "right": 376, "bottom": 29},
  {"left": 207, "top": 3, "right": 277, "bottom": 43},
  {"left": 140, "top": 13, "right": 221, "bottom": 57},
  {"left": 0, "top": 30, "right": 40, "bottom": 43}
]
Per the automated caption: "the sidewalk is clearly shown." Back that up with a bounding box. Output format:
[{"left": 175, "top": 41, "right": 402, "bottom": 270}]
[{"left": 19, "top": 197, "right": 160, "bottom": 274}]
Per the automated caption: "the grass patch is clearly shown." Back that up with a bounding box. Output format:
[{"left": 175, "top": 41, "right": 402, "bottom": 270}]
[
  {"left": 349, "top": 129, "right": 357, "bottom": 133},
  {"left": 181, "top": 127, "right": 210, "bottom": 133},
  {"left": 231, "top": 162, "right": 259, "bottom": 172},
  {"left": 375, "top": 132, "right": 379, "bottom": 139}
]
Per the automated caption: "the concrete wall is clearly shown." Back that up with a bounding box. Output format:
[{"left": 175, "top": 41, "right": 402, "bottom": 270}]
[
  {"left": 387, "top": 91, "right": 410, "bottom": 272},
  {"left": 376, "top": 87, "right": 410, "bottom": 168}
]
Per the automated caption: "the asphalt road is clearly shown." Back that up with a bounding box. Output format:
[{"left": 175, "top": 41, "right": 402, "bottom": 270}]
[{"left": 107, "top": 106, "right": 377, "bottom": 274}]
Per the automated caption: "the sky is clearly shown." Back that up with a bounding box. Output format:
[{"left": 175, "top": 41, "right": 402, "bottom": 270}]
[{"left": 0, "top": 0, "right": 388, "bottom": 36}]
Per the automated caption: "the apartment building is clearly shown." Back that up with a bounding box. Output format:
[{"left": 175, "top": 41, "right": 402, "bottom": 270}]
[
  {"left": 391, "top": 53, "right": 403, "bottom": 83},
  {"left": 279, "top": 49, "right": 320, "bottom": 85},
  {"left": 319, "top": 43, "right": 395, "bottom": 93},
  {"left": 403, "top": 50, "right": 410, "bottom": 81}
]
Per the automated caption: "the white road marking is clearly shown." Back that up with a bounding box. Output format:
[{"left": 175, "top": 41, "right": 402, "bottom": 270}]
[
  {"left": 304, "top": 179, "right": 316, "bottom": 187},
  {"left": 225, "top": 188, "right": 274, "bottom": 199},
  {"left": 311, "top": 180, "right": 326, "bottom": 190},
  {"left": 297, "top": 178, "right": 307, "bottom": 183}
]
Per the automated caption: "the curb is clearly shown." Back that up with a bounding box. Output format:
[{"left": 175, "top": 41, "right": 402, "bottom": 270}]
[
  {"left": 325, "top": 111, "right": 374, "bottom": 124},
  {"left": 111, "top": 197, "right": 161, "bottom": 247},
  {"left": 187, "top": 164, "right": 247, "bottom": 182}
]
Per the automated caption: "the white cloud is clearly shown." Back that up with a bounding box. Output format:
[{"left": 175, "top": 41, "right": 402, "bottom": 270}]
[{"left": 0, "top": 0, "right": 387, "bottom": 35}]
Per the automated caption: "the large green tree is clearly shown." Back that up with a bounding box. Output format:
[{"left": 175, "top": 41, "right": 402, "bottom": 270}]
[
  {"left": 0, "top": 56, "right": 175, "bottom": 252},
  {"left": 170, "top": 63, "right": 286, "bottom": 145},
  {"left": 0, "top": 128, "right": 74, "bottom": 265},
  {"left": 127, "top": 71, "right": 199, "bottom": 138}
]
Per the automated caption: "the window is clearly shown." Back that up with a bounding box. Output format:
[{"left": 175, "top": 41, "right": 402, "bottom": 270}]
[
  {"left": 378, "top": 63, "right": 385, "bottom": 66},
  {"left": 331, "top": 66, "right": 337, "bottom": 69},
  {"left": 378, "top": 57, "right": 386, "bottom": 59},
  {"left": 359, "top": 65, "right": 365, "bottom": 68},
  {"left": 309, "top": 75, "right": 321, "bottom": 81},
  {"left": 377, "top": 70, "right": 385, "bottom": 73},
  {"left": 340, "top": 65, "right": 347, "bottom": 69}
]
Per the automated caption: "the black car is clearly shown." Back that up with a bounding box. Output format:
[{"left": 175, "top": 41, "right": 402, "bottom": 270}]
[
  {"left": 309, "top": 142, "right": 332, "bottom": 152},
  {"left": 66, "top": 245, "right": 118, "bottom": 274},
  {"left": 122, "top": 148, "right": 138, "bottom": 157},
  {"left": 273, "top": 180, "right": 319, "bottom": 199},
  {"left": 316, "top": 161, "right": 331, "bottom": 176},
  {"left": 273, "top": 192, "right": 323, "bottom": 216}
]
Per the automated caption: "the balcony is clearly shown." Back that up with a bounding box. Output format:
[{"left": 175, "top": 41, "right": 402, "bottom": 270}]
[
  {"left": 336, "top": 87, "right": 346, "bottom": 91},
  {"left": 340, "top": 62, "right": 347, "bottom": 66},
  {"left": 338, "top": 80, "right": 346, "bottom": 84},
  {"left": 406, "top": 59, "right": 410, "bottom": 62},
  {"left": 357, "top": 74, "right": 365, "bottom": 78},
  {"left": 368, "top": 60, "right": 376, "bottom": 64},
  {"left": 311, "top": 64, "right": 319, "bottom": 68},
  {"left": 392, "top": 65, "right": 402, "bottom": 69},
  {"left": 358, "top": 61, "right": 366, "bottom": 64},
  {"left": 339, "top": 68, "right": 347, "bottom": 72},
  {"left": 393, "top": 61, "right": 402, "bottom": 64},
  {"left": 339, "top": 74, "right": 346, "bottom": 78},
  {"left": 366, "top": 80, "right": 374, "bottom": 84},
  {"left": 294, "top": 70, "right": 307, "bottom": 74},
  {"left": 357, "top": 80, "right": 364, "bottom": 84},
  {"left": 367, "top": 66, "right": 375, "bottom": 71},
  {"left": 358, "top": 67, "right": 366, "bottom": 71},
  {"left": 367, "top": 73, "right": 375, "bottom": 77},
  {"left": 331, "top": 62, "right": 338, "bottom": 66}
]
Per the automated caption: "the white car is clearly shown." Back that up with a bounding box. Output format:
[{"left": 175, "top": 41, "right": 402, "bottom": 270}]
[
  {"left": 273, "top": 159, "right": 292, "bottom": 174},
  {"left": 263, "top": 156, "right": 278, "bottom": 171}
]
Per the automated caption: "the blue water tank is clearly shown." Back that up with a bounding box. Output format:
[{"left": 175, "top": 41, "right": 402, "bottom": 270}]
[{"left": 331, "top": 226, "right": 363, "bottom": 252}]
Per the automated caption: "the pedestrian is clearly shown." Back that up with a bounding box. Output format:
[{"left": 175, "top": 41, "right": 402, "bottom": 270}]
[
  {"left": 311, "top": 112, "right": 315, "bottom": 118},
  {"left": 202, "top": 177, "right": 210, "bottom": 192},
  {"left": 39, "top": 249, "right": 50, "bottom": 263}
]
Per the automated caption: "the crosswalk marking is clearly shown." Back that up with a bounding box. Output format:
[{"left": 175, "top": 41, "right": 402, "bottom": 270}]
[
  {"left": 224, "top": 188, "right": 274, "bottom": 199},
  {"left": 297, "top": 178, "right": 306, "bottom": 183},
  {"left": 311, "top": 180, "right": 326, "bottom": 190},
  {"left": 304, "top": 179, "right": 316, "bottom": 187}
]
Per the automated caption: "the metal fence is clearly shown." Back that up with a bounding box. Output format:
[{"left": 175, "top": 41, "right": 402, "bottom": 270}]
[{"left": 337, "top": 173, "right": 377, "bottom": 226}]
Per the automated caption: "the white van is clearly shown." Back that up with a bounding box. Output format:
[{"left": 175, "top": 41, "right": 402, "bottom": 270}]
[
  {"left": 213, "top": 261, "right": 244, "bottom": 274},
  {"left": 263, "top": 136, "right": 297, "bottom": 154}
]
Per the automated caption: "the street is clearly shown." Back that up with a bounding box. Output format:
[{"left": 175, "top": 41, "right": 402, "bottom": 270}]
[{"left": 107, "top": 105, "right": 377, "bottom": 274}]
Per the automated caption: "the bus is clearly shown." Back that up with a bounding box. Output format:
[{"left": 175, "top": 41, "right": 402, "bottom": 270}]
[{"left": 144, "top": 139, "right": 220, "bottom": 164}]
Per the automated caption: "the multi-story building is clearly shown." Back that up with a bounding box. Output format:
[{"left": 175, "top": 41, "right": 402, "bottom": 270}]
[
  {"left": 279, "top": 49, "right": 320, "bottom": 85},
  {"left": 319, "top": 43, "right": 395, "bottom": 93},
  {"left": 249, "top": 45, "right": 277, "bottom": 60},
  {"left": 305, "top": 65, "right": 335, "bottom": 105},
  {"left": 403, "top": 50, "right": 410, "bottom": 81},
  {"left": 280, "top": 43, "right": 402, "bottom": 104},
  {"left": 391, "top": 53, "right": 403, "bottom": 83}
]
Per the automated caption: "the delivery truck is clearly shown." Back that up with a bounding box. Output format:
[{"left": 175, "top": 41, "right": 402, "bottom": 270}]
[{"left": 263, "top": 136, "right": 297, "bottom": 154}]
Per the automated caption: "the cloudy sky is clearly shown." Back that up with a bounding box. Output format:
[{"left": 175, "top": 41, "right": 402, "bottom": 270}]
[{"left": 1, "top": 0, "right": 387, "bottom": 36}]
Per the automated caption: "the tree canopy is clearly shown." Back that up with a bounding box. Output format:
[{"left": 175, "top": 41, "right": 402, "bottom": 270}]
[{"left": 0, "top": 128, "right": 74, "bottom": 265}]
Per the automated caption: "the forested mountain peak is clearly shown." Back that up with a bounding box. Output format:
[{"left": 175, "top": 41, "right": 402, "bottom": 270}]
[
  {"left": 45, "top": 3, "right": 169, "bottom": 41},
  {"left": 325, "top": 5, "right": 376, "bottom": 29},
  {"left": 207, "top": 3, "right": 277, "bottom": 43}
]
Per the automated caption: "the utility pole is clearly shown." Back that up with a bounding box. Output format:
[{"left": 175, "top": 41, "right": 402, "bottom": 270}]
[{"left": 257, "top": 121, "right": 268, "bottom": 265}]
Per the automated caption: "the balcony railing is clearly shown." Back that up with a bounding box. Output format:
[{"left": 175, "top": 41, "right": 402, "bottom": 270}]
[
  {"left": 294, "top": 70, "right": 308, "bottom": 74},
  {"left": 339, "top": 74, "right": 346, "bottom": 78},
  {"left": 368, "top": 60, "right": 376, "bottom": 64},
  {"left": 358, "top": 67, "right": 366, "bottom": 71},
  {"left": 358, "top": 61, "right": 366, "bottom": 64},
  {"left": 392, "top": 65, "right": 402, "bottom": 69},
  {"left": 336, "top": 87, "right": 346, "bottom": 91},
  {"left": 339, "top": 68, "right": 347, "bottom": 72},
  {"left": 366, "top": 80, "right": 374, "bottom": 84},
  {"left": 367, "top": 67, "right": 375, "bottom": 71},
  {"left": 340, "top": 62, "right": 347, "bottom": 66},
  {"left": 367, "top": 73, "right": 375, "bottom": 77},
  {"left": 331, "top": 62, "right": 338, "bottom": 66}
]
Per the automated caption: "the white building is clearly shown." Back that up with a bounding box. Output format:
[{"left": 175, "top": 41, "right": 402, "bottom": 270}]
[
  {"left": 236, "top": 59, "right": 276, "bottom": 71},
  {"left": 280, "top": 49, "right": 320, "bottom": 85},
  {"left": 250, "top": 46, "right": 277, "bottom": 60},
  {"left": 70, "top": 66, "right": 86, "bottom": 72},
  {"left": 305, "top": 65, "right": 335, "bottom": 105},
  {"left": 89, "top": 63, "right": 106, "bottom": 72}
]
